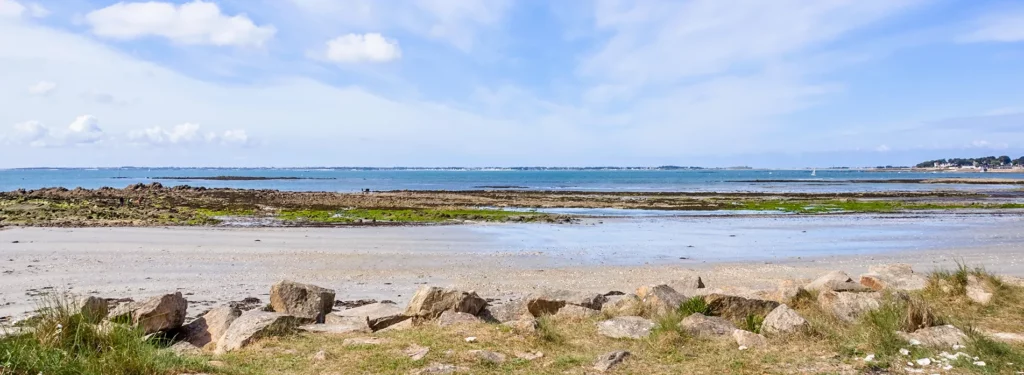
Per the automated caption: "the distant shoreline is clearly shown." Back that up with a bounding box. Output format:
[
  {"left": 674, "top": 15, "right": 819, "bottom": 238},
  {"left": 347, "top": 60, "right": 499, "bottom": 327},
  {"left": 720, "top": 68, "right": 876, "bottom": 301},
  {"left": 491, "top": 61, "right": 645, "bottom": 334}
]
[{"left": 144, "top": 176, "right": 336, "bottom": 181}]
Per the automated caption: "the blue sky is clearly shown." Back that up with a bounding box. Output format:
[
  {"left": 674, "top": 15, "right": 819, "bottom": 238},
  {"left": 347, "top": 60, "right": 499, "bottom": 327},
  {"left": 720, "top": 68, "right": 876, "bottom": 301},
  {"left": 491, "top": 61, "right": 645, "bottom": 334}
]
[{"left": 1, "top": 0, "right": 1023, "bottom": 168}]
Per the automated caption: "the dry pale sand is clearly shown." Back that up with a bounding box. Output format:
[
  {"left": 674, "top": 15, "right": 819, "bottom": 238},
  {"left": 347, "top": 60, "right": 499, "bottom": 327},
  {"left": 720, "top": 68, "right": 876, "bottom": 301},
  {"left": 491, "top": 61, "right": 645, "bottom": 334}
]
[{"left": 2, "top": 216, "right": 1023, "bottom": 321}]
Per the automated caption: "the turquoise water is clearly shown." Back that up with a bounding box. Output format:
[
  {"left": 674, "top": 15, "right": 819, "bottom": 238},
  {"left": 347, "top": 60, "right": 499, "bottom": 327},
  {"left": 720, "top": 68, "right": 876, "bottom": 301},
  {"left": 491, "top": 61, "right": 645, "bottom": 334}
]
[{"left": 1, "top": 168, "right": 1022, "bottom": 193}]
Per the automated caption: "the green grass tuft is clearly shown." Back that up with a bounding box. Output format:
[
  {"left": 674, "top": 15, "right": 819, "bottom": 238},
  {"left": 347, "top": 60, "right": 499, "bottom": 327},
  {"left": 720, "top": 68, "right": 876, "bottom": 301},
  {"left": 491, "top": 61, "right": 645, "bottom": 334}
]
[{"left": 678, "top": 296, "right": 710, "bottom": 316}]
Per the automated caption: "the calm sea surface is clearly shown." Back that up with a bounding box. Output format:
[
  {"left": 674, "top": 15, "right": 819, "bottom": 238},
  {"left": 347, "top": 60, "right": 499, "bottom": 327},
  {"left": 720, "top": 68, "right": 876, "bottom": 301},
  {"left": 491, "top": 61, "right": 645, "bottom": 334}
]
[{"left": 2, "top": 168, "right": 1023, "bottom": 193}]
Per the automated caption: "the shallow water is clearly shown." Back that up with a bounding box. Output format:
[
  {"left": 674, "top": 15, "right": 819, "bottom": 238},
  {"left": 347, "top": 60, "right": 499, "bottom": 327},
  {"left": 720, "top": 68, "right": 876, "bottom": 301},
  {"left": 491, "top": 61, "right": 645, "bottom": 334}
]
[
  {"left": 2, "top": 168, "right": 1022, "bottom": 193},
  {"left": 468, "top": 214, "right": 1024, "bottom": 265}
]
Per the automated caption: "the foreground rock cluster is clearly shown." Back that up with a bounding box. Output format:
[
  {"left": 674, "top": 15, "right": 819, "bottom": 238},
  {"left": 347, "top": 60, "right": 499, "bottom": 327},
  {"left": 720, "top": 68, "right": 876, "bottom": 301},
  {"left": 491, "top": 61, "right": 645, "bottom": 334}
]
[{"left": 29, "top": 263, "right": 1015, "bottom": 373}]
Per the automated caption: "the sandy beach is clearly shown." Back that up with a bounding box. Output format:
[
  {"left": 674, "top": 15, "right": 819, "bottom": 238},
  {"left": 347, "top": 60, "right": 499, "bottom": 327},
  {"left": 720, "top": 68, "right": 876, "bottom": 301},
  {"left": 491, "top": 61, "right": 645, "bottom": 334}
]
[{"left": 3, "top": 214, "right": 1023, "bottom": 322}]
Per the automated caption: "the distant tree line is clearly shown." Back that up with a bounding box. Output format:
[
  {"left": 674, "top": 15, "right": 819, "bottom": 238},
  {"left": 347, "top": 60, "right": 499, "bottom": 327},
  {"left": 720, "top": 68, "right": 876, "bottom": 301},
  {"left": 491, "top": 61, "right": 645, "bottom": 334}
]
[{"left": 916, "top": 156, "right": 1024, "bottom": 168}]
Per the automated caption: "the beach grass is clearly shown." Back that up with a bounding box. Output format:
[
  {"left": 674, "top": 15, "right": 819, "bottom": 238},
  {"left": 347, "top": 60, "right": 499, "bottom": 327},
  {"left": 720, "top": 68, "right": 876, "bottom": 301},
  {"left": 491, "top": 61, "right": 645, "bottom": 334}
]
[{"left": 0, "top": 295, "right": 208, "bottom": 375}]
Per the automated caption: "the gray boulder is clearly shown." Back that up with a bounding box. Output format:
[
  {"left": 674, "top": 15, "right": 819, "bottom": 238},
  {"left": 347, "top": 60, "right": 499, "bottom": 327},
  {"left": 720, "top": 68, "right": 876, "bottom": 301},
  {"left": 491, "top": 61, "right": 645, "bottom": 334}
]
[
  {"left": 679, "top": 313, "right": 735, "bottom": 337},
  {"left": 554, "top": 304, "right": 600, "bottom": 320},
  {"left": 704, "top": 294, "right": 780, "bottom": 321},
  {"left": 336, "top": 302, "right": 409, "bottom": 331},
  {"left": 404, "top": 286, "right": 487, "bottom": 319},
  {"left": 436, "top": 311, "right": 482, "bottom": 327},
  {"left": 597, "top": 316, "right": 656, "bottom": 339},
  {"left": 269, "top": 280, "right": 335, "bottom": 323},
  {"left": 806, "top": 271, "right": 868, "bottom": 292},
  {"left": 184, "top": 305, "right": 242, "bottom": 349},
  {"left": 733, "top": 329, "right": 767, "bottom": 348},
  {"left": 468, "top": 350, "right": 506, "bottom": 364},
  {"left": 636, "top": 285, "right": 686, "bottom": 317},
  {"left": 216, "top": 310, "right": 309, "bottom": 354},
  {"left": 817, "top": 290, "right": 882, "bottom": 322},
  {"left": 897, "top": 325, "right": 967, "bottom": 348},
  {"left": 121, "top": 292, "right": 188, "bottom": 334},
  {"left": 761, "top": 304, "right": 807, "bottom": 335},
  {"left": 526, "top": 290, "right": 606, "bottom": 316},
  {"left": 480, "top": 298, "right": 530, "bottom": 323},
  {"left": 966, "top": 275, "right": 994, "bottom": 305}
]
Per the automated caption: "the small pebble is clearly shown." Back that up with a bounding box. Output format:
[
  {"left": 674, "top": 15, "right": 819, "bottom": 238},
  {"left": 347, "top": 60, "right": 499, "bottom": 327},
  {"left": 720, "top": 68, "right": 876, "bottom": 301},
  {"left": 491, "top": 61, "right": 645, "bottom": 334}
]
[
  {"left": 738, "top": 345, "right": 748, "bottom": 351},
  {"left": 464, "top": 337, "right": 477, "bottom": 343},
  {"left": 973, "top": 361, "right": 986, "bottom": 367},
  {"left": 864, "top": 354, "right": 875, "bottom": 361},
  {"left": 899, "top": 348, "right": 910, "bottom": 356}
]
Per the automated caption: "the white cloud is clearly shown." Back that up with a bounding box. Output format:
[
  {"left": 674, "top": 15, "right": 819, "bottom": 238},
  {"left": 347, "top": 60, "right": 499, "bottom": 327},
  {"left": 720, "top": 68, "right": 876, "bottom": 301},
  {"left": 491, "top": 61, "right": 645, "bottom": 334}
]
[
  {"left": 324, "top": 33, "right": 402, "bottom": 63},
  {"left": 27, "top": 80, "right": 56, "bottom": 96},
  {"left": 0, "top": 0, "right": 25, "bottom": 18},
  {"left": 85, "top": 0, "right": 276, "bottom": 47},
  {"left": 875, "top": 145, "right": 891, "bottom": 152},
  {"left": 6, "top": 116, "right": 104, "bottom": 147},
  {"left": 127, "top": 123, "right": 253, "bottom": 147},
  {"left": 287, "top": 0, "right": 511, "bottom": 51},
  {"left": 959, "top": 9, "right": 1024, "bottom": 43},
  {"left": 969, "top": 140, "right": 1009, "bottom": 150},
  {"left": 26, "top": 2, "right": 45, "bottom": 17}
]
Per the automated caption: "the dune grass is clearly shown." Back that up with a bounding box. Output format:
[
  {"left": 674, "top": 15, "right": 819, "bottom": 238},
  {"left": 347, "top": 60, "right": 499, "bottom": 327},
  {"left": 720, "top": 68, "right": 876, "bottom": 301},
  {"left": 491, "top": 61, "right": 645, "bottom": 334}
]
[{"left": 0, "top": 296, "right": 208, "bottom": 375}]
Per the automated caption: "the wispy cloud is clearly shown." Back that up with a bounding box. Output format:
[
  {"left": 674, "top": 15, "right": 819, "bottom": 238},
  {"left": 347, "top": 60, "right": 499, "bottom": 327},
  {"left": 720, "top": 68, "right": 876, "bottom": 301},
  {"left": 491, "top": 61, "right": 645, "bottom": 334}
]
[{"left": 85, "top": 0, "right": 276, "bottom": 47}]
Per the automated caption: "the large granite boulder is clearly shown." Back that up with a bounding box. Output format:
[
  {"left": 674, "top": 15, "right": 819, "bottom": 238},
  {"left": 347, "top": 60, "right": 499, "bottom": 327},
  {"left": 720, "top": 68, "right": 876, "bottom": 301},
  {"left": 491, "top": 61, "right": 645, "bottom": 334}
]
[
  {"left": 526, "top": 290, "right": 606, "bottom": 317},
  {"left": 404, "top": 286, "right": 487, "bottom": 319},
  {"left": 269, "top": 280, "right": 335, "bottom": 323},
  {"left": 704, "top": 294, "right": 780, "bottom": 321},
  {"left": 108, "top": 292, "right": 188, "bottom": 334},
  {"left": 436, "top": 311, "right": 482, "bottom": 327},
  {"left": 733, "top": 329, "right": 767, "bottom": 348},
  {"left": 299, "top": 316, "right": 371, "bottom": 334},
  {"left": 818, "top": 290, "right": 883, "bottom": 322},
  {"left": 335, "top": 302, "right": 409, "bottom": 331},
  {"left": 679, "top": 313, "right": 735, "bottom": 338},
  {"left": 480, "top": 298, "right": 530, "bottom": 323},
  {"left": 597, "top": 317, "right": 656, "bottom": 339},
  {"left": 636, "top": 285, "right": 686, "bottom": 317},
  {"left": 183, "top": 305, "right": 242, "bottom": 349},
  {"left": 216, "top": 311, "right": 310, "bottom": 354},
  {"left": 859, "top": 264, "right": 928, "bottom": 291},
  {"left": 761, "top": 304, "right": 807, "bottom": 335}
]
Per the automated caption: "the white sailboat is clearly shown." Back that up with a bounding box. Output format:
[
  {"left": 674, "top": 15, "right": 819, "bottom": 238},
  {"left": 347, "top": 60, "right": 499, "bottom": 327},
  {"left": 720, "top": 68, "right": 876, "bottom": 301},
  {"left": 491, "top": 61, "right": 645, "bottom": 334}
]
[{"left": 811, "top": 168, "right": 816, "bottom": 176}]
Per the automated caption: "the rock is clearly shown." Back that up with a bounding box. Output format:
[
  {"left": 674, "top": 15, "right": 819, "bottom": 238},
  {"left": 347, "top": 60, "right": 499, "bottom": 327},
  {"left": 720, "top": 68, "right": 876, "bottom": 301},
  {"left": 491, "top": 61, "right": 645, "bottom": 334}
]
[
  {"left": 636, "top": 285, "right": 686, "bottom": 317},
  {"left": 479, "top": 298, "right": 529, "bottom": 323},
  {"left": 130, "top": 292, "right": 188, "bottom": 334},
  {"left": 409, "top": 363, "right": 466, "bottom": 375},
  {"left": 169, "top": 341, "right": 203, "bottom": 356},
  {"left": 379, "top": 319, "right": 414, "bottom": 332},
  {"left": 554, "top": 304, "right": 600, "bottom": 320},
  {"left": 404, "top": 344, "right": 430, "bottom": 361},
  {"left": 704, "top": 294, "right": 780, "bottom": 321},
  {"left": 515, "top": 351, "right": 544, "bottom": 361},
  {"left": 674, "top": 275, "right": 706, "bottom": 290},
  {"left": 597, "top": 316, "right": 656, "bottom": 339},
  {"left": 526, "top": 290, "right": 606, "bottom": 316},
  {"left": 859, "top": 264, "right": 928, "bottom": 291},
  {"left": 987, "top": 332, "right": 1024, "bottom": 344},
  {"left": 216, "top": 311, "right": 309, "bottom": 354},
  {"left": 966, "top": 275, "right": 994, "bottom": 305},
  {"left": 311, "top": 350, "right": 327, "bottom": 362},
  {"left": 897, "top": 325, "right": 967, "bottom": 348},
  {"left": 336, "top": 302, "right": 409, "bottom": 331},
  {"left": 502, "top": 318, "right": 538, "bottom": 334},
  {"left": 436, "top": 311, "right": 482, "bottom": 327},
  {"left": 601, "top": 294, "right": 644, "bottom": 317},
  {"left": 107, "top": 301, "right": 137, "bottom": 322},
  {"left": 733, "top": 329, "right": 767, "bottom": 348},
  {"left": 76, "top": 296, "right": 109, "bottom": 323},
  {"left": 343, "top": 337, "right": 388, "bottom": 346},
  {"left": 468, "top": 350, "right": 506, "bottom": 363},
  {"left": 269, "top": 280, "right": 335, "bottom": 323},
  {"left": 593, "top": 350, "right": 630, "bottom": 372},
  {"left": 404, "top": 287, "right": 487, "bottom": 319},
  {"left": 463, "top": 336, "right": 477, "bottom": 343},
  {"left": 817, "top": 290, "right": 883, "bottom": 322},
  {"left": 184, "top": 305, "right": 241, "bottom": 349},
  {"left": 299, "top": 316, "right": 372, "bottom": 334},
  {"left": 761, "top": 304, "right": 807, "bottom": 335},
  {"left": 806, "top": 271, "right": 868, "bottom": 292},
  {"left": 679, "top": 313, "right": 735, "bottom": 337}
]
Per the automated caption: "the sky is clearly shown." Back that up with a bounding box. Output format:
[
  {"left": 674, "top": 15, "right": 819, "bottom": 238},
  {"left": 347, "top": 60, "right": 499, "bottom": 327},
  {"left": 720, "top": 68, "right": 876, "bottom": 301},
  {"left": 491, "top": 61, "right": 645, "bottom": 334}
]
[{"left": 1, "top": 0, "right": 1024, "bottom": 168}]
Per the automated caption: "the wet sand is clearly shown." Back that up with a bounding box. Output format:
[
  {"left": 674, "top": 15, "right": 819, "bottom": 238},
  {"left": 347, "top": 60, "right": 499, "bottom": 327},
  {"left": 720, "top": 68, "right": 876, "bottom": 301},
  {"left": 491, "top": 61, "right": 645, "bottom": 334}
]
[{"left": 2, "top": 215, "right": 1023, "bottom": 321}]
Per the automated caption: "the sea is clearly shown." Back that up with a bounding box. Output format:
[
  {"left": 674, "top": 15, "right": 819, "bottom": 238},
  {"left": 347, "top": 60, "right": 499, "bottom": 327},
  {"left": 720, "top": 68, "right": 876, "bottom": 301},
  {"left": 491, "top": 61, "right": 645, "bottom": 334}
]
[{"left": 2, "top": 168, "right": 1023, "bottom": 193}]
